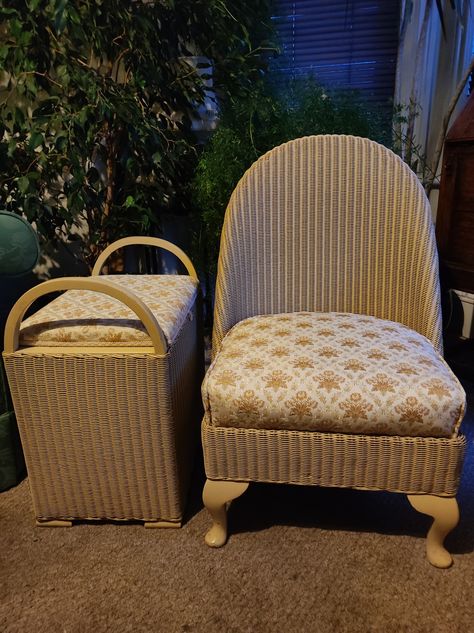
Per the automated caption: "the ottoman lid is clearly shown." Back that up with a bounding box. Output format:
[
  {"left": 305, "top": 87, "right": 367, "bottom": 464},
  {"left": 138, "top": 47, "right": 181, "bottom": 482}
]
[{"left": 19, "top": 275, "right": 198, "bottom": 348}]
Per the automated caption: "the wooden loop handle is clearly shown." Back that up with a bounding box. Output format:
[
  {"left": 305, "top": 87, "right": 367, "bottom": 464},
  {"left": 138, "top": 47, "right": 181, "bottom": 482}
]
[
  {"left": 91, "top": 236, "right": 198, "bottom": 280},
  {"left": 3, "top": 277, "right": 167, "bottom": 355}
]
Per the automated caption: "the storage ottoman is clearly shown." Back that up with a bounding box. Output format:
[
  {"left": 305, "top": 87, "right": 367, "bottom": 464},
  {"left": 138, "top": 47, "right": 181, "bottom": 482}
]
[{"left": 2, "top": 237, "right": 203, "bottom": 527}]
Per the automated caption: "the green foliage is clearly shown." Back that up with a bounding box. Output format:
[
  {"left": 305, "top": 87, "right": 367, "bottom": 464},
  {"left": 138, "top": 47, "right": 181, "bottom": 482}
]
[
  {"left": 0, "top": 0, "right": 274, "bottom": 270},
  {"left": 392, "top": 101, "right": 433, "bottom": 187},
  {"left": 192, "top": 78, "right": 391, "bottom": 273}
]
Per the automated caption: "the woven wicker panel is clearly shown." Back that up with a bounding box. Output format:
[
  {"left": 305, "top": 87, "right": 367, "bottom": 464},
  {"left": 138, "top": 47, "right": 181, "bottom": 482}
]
[
  {"left": 3, "top": 301, "right": 201, "bottom": 523},
  {"left": 213, "top": 135, "right": 442, "bottom": 356},
  {"left": 168, "top": 295, "right": 205, "bottom": 502},
  {"left": 202, "top": 417, "right": 466, "bottom": 495}
]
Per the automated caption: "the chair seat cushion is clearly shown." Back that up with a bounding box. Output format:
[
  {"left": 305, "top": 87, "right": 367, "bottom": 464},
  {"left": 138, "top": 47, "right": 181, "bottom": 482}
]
[
  {"left": 20, "top": 275, "right": 198, "bottom": 348},
  {"left": 203, "top": 312, "right": 465, "bottom": 438}
]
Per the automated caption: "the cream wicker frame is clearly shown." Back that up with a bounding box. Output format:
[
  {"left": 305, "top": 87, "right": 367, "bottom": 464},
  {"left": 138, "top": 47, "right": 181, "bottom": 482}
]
[
  {"left": 3, "top": 237, "right": 203, "bottom": 528},
  {"left": 91, "top": 235, "right": 199, "bottom": 279},
  {"left": 202, "top": 135, "right": 466, "bottom": 568}
]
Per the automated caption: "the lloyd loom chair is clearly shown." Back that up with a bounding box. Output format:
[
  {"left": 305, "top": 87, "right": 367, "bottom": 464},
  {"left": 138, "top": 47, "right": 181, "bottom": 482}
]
[{"left": 201, "top": 135, "right": 467, "bottom": 568}]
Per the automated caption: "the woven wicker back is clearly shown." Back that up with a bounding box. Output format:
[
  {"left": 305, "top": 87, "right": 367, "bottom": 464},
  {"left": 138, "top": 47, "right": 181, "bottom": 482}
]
[{"left": 213, "top": 135, "right": 442, "bottom": 354}]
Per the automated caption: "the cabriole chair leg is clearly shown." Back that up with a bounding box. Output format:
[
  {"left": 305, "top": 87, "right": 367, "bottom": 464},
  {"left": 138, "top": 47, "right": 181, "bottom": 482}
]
[
  {"left": 407, "top": 494, "right": 459, "bottom": 568},
  {"left": 202, "top": 479, "right": 249, "bottom": 547}
]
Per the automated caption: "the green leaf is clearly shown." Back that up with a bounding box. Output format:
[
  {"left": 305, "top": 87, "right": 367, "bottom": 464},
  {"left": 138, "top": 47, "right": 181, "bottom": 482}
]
[
  {"left": 77, "top": 107, "right": 90, "bottom": 126},
  {"left": 7, "top": 139, "right": 17, "bottom": 158},
  {"left": 54, "top": 134, "right": 67, "bottom": 151},
  {"left": 0, "top": 8, "right": 18, "bottom": 16},
  {"left": 125, "top": 195, "right": 135, "bottom": 208},
  {"left": 25, "top": 75, "right": 37, "bottom": 95},
  {"left": 9, "top": 18, "right": 22, "bottom": 38},
  {"left": 53, "top": 0, "right": 68, "bottom": 34},
  {"left": 18, "top": 176, "right": 30, "bottom": 194},
  {"left": 57, "top": 65, "right": 68, "bottom": 79},
  {"left": 29, "top": 132, "right": 43, "bottom": 150},
  {"left": 14, "top": 108, "right": 25, "bottom": 127}
]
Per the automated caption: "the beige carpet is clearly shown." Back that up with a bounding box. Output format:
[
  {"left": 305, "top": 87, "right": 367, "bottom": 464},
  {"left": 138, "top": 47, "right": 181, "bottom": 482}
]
[{"left": 1, "top": 383, "right": 473, "bottom": 633}]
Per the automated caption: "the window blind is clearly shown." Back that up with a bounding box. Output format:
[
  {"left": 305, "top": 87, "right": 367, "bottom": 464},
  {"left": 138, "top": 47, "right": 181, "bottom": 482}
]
[{"left": 272, "top": 0, "right": 401, "bottom": 105}]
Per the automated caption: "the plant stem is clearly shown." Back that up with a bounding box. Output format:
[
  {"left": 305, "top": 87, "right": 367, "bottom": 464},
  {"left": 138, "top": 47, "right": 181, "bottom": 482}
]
[{"left": 102, "top": 120, "right": 115, "bottom": 236}]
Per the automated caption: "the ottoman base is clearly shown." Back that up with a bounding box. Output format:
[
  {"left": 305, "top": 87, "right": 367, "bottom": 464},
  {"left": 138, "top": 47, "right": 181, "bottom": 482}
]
[{"left": 35, "top": 518, "right": 182, "bottom": 529}]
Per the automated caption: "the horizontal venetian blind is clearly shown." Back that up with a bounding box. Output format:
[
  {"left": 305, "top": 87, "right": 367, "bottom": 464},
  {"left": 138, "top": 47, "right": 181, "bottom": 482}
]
[{"left": 272, "top": 0, "right": 401, "bottom": 105}]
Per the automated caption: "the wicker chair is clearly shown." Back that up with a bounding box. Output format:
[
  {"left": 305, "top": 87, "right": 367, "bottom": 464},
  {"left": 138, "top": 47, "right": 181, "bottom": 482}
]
[{"left": 201, "top": 135, "right": 467, "bottom": 568}]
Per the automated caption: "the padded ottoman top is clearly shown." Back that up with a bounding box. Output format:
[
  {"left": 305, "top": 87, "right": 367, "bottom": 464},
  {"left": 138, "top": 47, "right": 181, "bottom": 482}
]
[
  {"left": 203, "top": 312, "right": 466, "bottom": 438},
  {"left": 20, "top": 275, "right": 198, "bottom": 348}
]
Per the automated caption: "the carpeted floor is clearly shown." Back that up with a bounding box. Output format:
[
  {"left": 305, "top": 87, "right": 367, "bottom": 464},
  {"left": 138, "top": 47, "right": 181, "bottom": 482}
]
[{"left": 1, "top": 379, "right": 473, "bottom": 633}]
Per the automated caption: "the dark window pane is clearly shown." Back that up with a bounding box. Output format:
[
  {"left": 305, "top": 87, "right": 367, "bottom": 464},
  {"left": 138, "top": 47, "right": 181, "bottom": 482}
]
[{"left": 272, "top": 0, "right": 401, "bottom": 106}]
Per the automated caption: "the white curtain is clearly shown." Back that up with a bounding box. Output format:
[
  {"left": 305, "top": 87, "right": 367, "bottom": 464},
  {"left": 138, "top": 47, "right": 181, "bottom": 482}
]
[{"left": 395, "top": 0, "right": 474, "bottom": 210}]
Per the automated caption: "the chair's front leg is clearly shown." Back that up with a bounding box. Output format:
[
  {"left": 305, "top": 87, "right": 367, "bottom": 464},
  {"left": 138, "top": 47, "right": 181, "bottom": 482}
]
[
  {"left": 202, "top": 479, "right": 249, "bottom": 547},
  {"left": 407, "top": 494, "right": 459, "bottom": 568}
]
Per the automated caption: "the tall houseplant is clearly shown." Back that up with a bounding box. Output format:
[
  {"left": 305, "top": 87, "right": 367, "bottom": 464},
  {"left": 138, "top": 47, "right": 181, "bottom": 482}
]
[{"left": 0, "top": 0, "right": 274, "bottom": 271}]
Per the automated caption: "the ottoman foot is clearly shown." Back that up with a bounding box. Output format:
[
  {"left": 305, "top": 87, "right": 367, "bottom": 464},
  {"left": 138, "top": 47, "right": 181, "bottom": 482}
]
[{"left": 36, "top": 519, "right": 73, "bottom": 528}]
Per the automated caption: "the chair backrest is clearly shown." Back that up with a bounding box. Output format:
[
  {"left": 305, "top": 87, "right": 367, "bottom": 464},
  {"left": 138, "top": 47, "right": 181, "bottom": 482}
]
[{"left": 212, "top": 135, "right": 442, "bottom": 355}]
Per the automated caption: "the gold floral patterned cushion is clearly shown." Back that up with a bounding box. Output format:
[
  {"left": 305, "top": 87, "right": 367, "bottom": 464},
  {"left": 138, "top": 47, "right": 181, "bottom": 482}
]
[
  {"left": 20, "top": 275, "right": 198, "bottom": 348},
  {"left": 203, "top": 312, "right": 466, "bottom": 438}
]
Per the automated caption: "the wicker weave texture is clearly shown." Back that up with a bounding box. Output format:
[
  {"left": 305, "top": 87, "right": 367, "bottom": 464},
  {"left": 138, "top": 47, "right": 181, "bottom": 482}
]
[
  {"left": 3, "top": 303, "right": 201, "bottom": 523},
  {"left": 213, "top": 135, "right": 442, "bottom": 356},
  {"left": 202, "top": 417, "right": 466, "bottom": 495}
]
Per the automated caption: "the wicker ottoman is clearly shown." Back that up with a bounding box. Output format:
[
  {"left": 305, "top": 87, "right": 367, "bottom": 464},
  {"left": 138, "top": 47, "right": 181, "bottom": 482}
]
[{"left": 2, "top": 237, "right": 203, "bottom": 528}]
